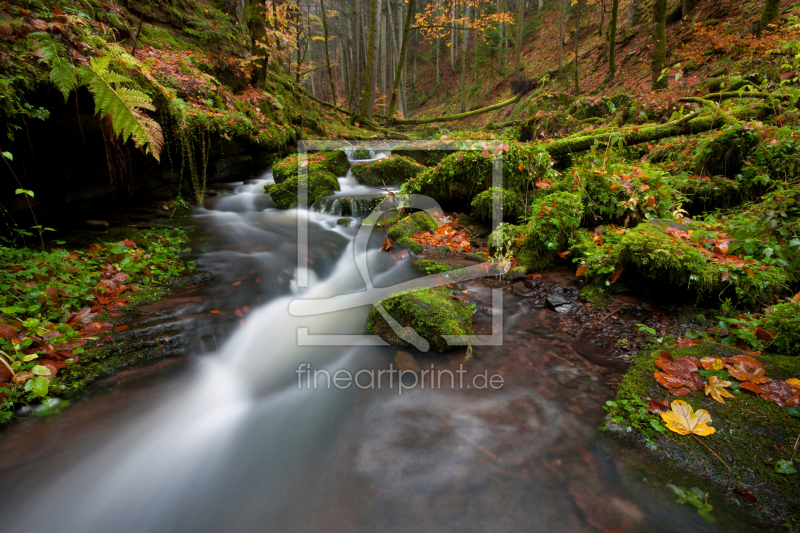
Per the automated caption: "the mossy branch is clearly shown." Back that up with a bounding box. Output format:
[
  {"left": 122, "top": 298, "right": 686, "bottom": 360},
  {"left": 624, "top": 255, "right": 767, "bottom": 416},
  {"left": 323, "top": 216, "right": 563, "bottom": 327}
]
[{"left": 391, "top": 95, "right": 522, "bottom": 125}]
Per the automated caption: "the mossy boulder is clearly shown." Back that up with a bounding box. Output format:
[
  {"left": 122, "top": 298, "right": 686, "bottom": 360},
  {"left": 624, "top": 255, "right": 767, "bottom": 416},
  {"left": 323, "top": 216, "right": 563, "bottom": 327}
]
[
  {"left": 351, "top": 155, "right": 425, "bottom": 186},
  {"left": 272, "top": 150, "right": 350, "bottom": 183},
  {"left": 470, "top": 187, "right": 525, "bottom": 221},
  {"left": 401, "top": 141, "right": 557, "bottom": 206},
  {"left": 612, "top": 223, "right": 787, "bottom": 303},
  {"left": 390, "top": 146, "right": 453, "bottom": 166},
  {"left": 265, "top": 170, "right": 340, "bottom": 209},
  {"left": 515, "top": 192, "right": 584, "bottom": 271},
  {"left": 762, "top": 300, "right": 800, "bottom": 356},
  {"left": 366, "top": 286, "right": 474, "bottom": 352},
  {"left": 386, "top": 211, "right": 440, "bottom": 253},
  {"left": 608, "top": 342, "right": 800, "bottom": 524},
  {"left": 519, "top": 110, "right": 582, "bottom": 142}
]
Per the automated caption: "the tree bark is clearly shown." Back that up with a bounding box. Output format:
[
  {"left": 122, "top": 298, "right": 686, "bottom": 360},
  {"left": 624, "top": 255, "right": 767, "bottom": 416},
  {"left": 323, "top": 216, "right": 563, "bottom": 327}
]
[
  {"left": 574, "top": 0, "right": 579, "bottom": 95},
  {"left": 651, "top": 0, "right": 668, "bottom": 90},
  {"left": 760, "top": 0, "right": 781, "bottom": 31},
  {"left": 380, "top": 1, "right": 387, "bottom": 110},
  {"left": 515, "top": 0, "right": 524, "bottom": 68},
  {"left": 360, "top": 0, "right": 380, "bottom": 118},
  {"left": 558, "top": 0, "right": 566, "bottom": 71},
  {"left": 608, "top": 0, "right": 619, "bottom": 80},
  {"left": 627, "top": 0, "right": 643, "bottom": 26},
  {"left": 387, "top": 0, "right": 416, "bottom": 122},
  {"left": 320, "top": 0, "right": 337, "bottom": 105}
]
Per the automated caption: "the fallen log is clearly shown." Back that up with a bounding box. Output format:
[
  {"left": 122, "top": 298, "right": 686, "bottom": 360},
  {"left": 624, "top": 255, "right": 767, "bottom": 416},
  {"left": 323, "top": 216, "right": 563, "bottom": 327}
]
[
  {"left": 540, "top": 103, "right": 770, "bottom": 156},
  {"left": 390, "top": 94, "right": 521, "bottom": 125}
]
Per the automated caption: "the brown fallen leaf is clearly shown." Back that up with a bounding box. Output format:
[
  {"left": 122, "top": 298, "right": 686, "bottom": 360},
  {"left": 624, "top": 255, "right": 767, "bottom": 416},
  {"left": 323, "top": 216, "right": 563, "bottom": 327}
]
[
  {"left": 557, "top": 251, "right": 570, "bottom": 259},
  {"left": 113, "top": 325, "right": 128, "bottom": 332},
  {"left": 646, "top": 196, "right": 655, "bottom": 207},
  {"left": 654, "top": 352, "right": 701, "bottom": 379},
  {"left": 79, "top": 321, "right": 113, "bottom": 337},
  {"left": 700, "top": 357, "right": 724, "bottom": 370},
  {"left": 787, "top": 378, "right": 800, "bottom": 391},
  {"left": 654, "top": 372, "right": 691, "bottom": 396},
  {"left": 381, "top": 236, "right": 395, "bottom": 252},
  {"left": 674, "top": 337, "right": 702, "bottom": 347},
  {"left": 754, "top": 328, "right": 776, "bottom": 343},
  {"left": 732, "top": 488, "right": 757, "bottom": 503},
  {"left": 576, "top": 265, "right": 588, "bottom": 277},
  {"left": 647, "top": 398, "right": 671, "bottom": 414},
  {"left": 723, "top": 355, "right": 771, "bottom": 384},
  {"left": 234, "top": 309, "right": 244, "bottom": 318},
  {"left": 740, "top": 380, "right": 800, "bottom": 407},
  {"left": 609, "top": 269, "right": 623, "bottom": 282}
]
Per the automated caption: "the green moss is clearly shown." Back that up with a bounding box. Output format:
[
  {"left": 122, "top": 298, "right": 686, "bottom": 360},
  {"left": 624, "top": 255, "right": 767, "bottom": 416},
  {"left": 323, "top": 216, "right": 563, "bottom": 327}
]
[
  {"left": 336, "top": 218, "right": 351, "bottom": 226},
  {"left": 401, "top": 141, "right": 557, "bottom": 205},
  {"left": 390, "top": 146, "right": 452, "bottom": 166},
  {"left": 470, "top": 187, "right": 525, "bottom": 221},
  {"left": 366, "top": 286, "right": 474, "bottom": 352},
  {"left": 411, "top": 259, "right": 457, "bottom": 274},
  {"left": 272, "top": 150, "right": 351, "bottom": 184},
  {"left": 386, "top": 211, "right": 439, "bottom": 254},
  {"left": 615, "top": 224, "right": 787, "bottom": 302},
  {"left": 609, "top": 342, "right": 800, "bottom": 525},
  {"left": 266, "top": 170, "right": 340, "bottom": 209},
  {"left": 351, "top": 155, "right": 425, "bottom": 186},
  {"left": 516, "top": 192, "right": 583, "bottom": 271}
]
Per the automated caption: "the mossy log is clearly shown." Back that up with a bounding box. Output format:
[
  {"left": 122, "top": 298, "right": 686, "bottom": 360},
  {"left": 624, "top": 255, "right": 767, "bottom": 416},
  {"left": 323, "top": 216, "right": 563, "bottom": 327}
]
[
  {"left": 541, "top": 103, "right": 771, "bottom": 156},
  {"left": 391, "top": 95, "right": 521, "bottom": 125}
]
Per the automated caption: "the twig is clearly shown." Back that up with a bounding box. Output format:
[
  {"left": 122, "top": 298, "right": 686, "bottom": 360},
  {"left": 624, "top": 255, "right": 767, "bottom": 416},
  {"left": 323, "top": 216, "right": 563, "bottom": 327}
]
[
  {"left": 2, "top": 155, "right": 44, "bottom": 251},
  {"left": 597, "top": 305, "right": 622, "bottom": 323},
  {"left": 791, "top": 432, "right": 799, "bottom": 462},
  {"left": 691, "top": 433, "right": 731, "bottom": 471}
]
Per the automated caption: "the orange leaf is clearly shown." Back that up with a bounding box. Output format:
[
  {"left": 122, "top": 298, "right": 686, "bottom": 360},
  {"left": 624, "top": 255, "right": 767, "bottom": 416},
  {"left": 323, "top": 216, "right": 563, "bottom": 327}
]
[
  {"left": 646, "top": 196, "right": 655, "bottom": 207},
  {"left": 557, "top": 251, "right": 570, "bottom": 259},
  {"left": 576, "top": 265, "right": 588, "bottom": 277},
  {"left": 209, "top": 310, "right": 221, "bottom": 314},
  {"left": 609, "top": 269, "right": 623, "bottom": 282},
  {"left": 231, "top": 281, "right": 241, "bottom": 287},
  {"left": 113, "top": 325, "right": 128, "bottom": 332}
]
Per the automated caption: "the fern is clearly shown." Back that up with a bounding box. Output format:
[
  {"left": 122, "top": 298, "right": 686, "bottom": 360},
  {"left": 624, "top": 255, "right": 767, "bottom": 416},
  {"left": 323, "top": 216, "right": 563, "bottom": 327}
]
[
  {"left": 30, "top": 32, "right": 79, "bottom": 101},
  {"left": 78, "top": 52, "right": 164, "bottom": 161}
]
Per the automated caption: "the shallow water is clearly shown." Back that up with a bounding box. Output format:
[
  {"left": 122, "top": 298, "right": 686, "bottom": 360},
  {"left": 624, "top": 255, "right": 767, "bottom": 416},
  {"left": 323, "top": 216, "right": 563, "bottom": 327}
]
[{"left": 0, "top": 155, "right": 763, "bottom": 532}]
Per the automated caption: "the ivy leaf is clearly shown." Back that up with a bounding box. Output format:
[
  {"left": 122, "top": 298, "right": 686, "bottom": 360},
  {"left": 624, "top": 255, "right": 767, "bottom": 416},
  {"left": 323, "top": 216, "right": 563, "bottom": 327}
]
[{"left": 659, "top": 400, "right": 716, "bottom": 436}]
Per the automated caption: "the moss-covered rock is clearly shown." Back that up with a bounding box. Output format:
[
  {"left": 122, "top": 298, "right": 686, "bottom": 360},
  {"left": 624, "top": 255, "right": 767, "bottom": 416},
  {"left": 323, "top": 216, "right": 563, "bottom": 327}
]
[
  {"left": 762, "top": 300, "right": 800, "bottom": 356},
  {"left": 608, "top": 342, "right": 800, "bottom": 525},
  {"left": 272, "top": 150, "right": 351, "bottom": 183},
  {"left": 390, "top": 146, "right": 453, "bottom": 166},
  {"left": 515, "top": 192, "right": 584, "bottom": 271},
  {"left": 470, "top": 187, "right": 525, "bottom": 221},
  {"left": 401, "top": 141, "right": 558, "bottom": 206},
  {"left": 613, "top": 223, "right": 787, "bottom": 302},
  {"left": 265, "top": 170, "right": 340, "bottom": 209},
  {"left": 386, "top": 211, "right": 440, "bottom": 253},
  {"left": 366, "top": 286, "right": 474, "bottom": 352},
  {"left": 351, "top": 155, "right": 425, "bottom": 186}
]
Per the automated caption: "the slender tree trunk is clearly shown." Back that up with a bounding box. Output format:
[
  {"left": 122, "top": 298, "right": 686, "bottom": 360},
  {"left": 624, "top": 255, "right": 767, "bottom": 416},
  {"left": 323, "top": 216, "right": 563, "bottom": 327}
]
[
  {"left": 558, "top": 0, "right": 565, "bottom": 71},
  {"left": 340, "top": 40, "right": 348, "bottom": 108},
  {"left": 515, "top": 0, "right": 524, "bottom": 67},
  {"left": 388, "top": 0, "right": 415, "bottom": 121},
  {"left": 574, "top": 0, "right": 579, "bottom": 95},
  {"left": 460, "top": 25, "right": 466, "bottom": 112},
  {"left": 450, "top": 1, "right": 456, "bottom": 73},
  {"left": 608, "top": 0, "right": 619, "bottom": 80},
  {"left": 360, "top": 0, "right": 380, "bottom": 118},
  {"left": 651, "top": 0, "right": 668, "bottom": 90},
  {"left": 380, "top": 2, "right": 387, "bottom": 111},
  {"left": 760, "top": 0, "right": 781, "bottom": 30},
  {"left": 320, "top": 0, "right": 336, "bottom": 105}
]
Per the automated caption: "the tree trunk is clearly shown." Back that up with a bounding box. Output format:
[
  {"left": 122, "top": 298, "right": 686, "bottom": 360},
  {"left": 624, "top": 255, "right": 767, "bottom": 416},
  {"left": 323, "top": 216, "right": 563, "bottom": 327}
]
[
  {"left": 380, "top": 2, "right": 387, "bottom": 111},
  {"left": 682, "top": 0, "right": 698, "bottom": 19},
  {"left": 651, "top": 0, "right": 668, "bottom": 90},
  {"left": 450, "top": 1, "right": 456, "bottom": 74},
  {"left": 760, "top": 0, "right": 781, "bottom": 31},
  {"left": 627, "top": 0, "right": 643, "bottom": 26},
  {"left": 320, "top": 0, "right": 337, "bottom": 105},
  {"left": 360, "top": 0, "right": 380, "bottom": 118},
  {"left": 515, "top": 0, "right": 524, "bottom": 68},
  {"left": 574, "top": 0, "right": 579, "bottom": 95},
  {"left": 608, "top": 0, "right": 619, "bottom": 80},
  {"left": 387, "top": 0, "right": 416, "bottom": 121},
  {"left": 558, "top": 0, "right": 566, "bottom": 71}
]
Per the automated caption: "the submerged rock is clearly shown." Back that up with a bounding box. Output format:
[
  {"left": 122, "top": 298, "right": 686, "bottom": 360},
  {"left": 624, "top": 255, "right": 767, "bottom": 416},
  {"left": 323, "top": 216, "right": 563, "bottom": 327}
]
[
  {"left": 265, "top": 170, "right": 340, "bottom": 209},
  {"left": 366, "top": 286, "right": 474, "bottom": 352},
  {"left": 272, "top": 150, "right": 351, "bottom": 184}
]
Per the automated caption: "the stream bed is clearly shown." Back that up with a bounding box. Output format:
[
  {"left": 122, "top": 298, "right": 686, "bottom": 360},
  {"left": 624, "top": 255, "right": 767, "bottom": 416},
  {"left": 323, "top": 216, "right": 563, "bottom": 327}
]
[{"left": 0, "top": 154, "right": 771, "bottom": 532}]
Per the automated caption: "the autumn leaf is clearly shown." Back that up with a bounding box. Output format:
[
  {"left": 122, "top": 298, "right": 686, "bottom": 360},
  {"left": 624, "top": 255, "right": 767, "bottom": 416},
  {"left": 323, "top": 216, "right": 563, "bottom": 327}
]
[
  {"left": 609, "top": 269, "right": 623, "bottom": 282},
  {"left": 700, "top": 357, "right": 724, "bottom": 370},
  {"left": 647, "top": 398, "right": 671, "bottom": 414},
  {"left": 674, "top": 337, "right": 702, "bottom": 347},
  {"left": 381, "top": 236, "right": 395, "bottom": 252},
  {"left": 518, "top": 162, "right": 524, "bottom": 171},
  {"left": 575, "top": 265, "right": 588, "bottom": 276},
  {"left": 557, "top": 251, "right": 570, "bottom": 259},
  {"left": 787, "top": 378, "right": 800, "bottom": 391},
  {"left": 705, "top": 376, "right": 735, "bottom": 404},
  {"left": 646, "top": 196, "right": 656, "bottom": 207},
  {"left": 660, "top": 400, "right": 716, "bottom": 436},
  {"left": 723, "top": 355, "right": 771, "bottom": 384},
  {"left": 740, "top": 380, "right": 800, "bottom": 407}
]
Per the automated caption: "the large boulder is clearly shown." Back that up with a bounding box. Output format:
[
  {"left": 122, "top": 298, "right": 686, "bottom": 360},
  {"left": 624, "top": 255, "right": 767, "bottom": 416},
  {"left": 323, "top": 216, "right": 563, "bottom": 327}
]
[
  {"left": 265, "top": 170, "right": 340, "bottom": 209},
  {"left": 272, "top": 150, "right": 350, "bottom": 183},
  {"left": 386, "top": 211, "right": 440, "bottom": 253},
  {"left": 366, "top": 286, "right": 474, "bottom": 352},
  {"left": 351, "top": 155, "right": 425, "bottom": 186}
]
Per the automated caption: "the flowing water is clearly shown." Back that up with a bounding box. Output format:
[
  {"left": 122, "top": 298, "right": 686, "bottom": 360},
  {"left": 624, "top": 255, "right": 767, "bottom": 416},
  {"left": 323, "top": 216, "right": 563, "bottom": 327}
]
[{"left": 0, "top": 154, "right": 762, "bottom": 532}]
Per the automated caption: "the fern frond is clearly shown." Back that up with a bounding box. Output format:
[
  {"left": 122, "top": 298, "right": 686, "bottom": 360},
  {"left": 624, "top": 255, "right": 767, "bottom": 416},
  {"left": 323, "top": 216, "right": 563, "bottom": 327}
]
[
  {"left": 30, "top": 32, "right": 78, "bottom": 101},
  {"left": 79, "top": 60, "right": 164, "bottom": 162}
]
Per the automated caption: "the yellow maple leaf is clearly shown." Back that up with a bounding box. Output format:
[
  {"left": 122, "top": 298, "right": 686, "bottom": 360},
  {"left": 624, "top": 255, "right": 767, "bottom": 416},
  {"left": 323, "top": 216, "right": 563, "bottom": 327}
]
[
  {"left": 704, "top": 375, "right": 735, "bottom": 404},
  {"left": 787, "top": 378, "right": 800, "bottom": 391},
  {"left": 659, "top": 399, "right": 716, "bottom": 436}
]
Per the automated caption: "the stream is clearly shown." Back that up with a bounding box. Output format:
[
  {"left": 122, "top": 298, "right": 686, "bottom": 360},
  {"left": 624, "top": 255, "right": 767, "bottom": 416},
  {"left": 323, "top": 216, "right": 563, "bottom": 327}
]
[{"left": 0, "top": 151, "right": 765, "bottom": 532}]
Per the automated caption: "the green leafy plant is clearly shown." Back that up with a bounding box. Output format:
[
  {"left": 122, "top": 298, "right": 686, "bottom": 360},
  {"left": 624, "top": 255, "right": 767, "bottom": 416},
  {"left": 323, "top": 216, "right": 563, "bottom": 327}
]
[
  {"left": 604, "top": 394, "right": 666, "bottom": 449},
  {"left": 666, "top": 484, "right": 716, "bottom": 523}
]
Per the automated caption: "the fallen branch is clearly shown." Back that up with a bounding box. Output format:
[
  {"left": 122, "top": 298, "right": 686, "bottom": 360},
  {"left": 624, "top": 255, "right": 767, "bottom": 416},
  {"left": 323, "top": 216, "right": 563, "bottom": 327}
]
[{"left": 391, "top": 94, "right": 521, "bottom": 125}]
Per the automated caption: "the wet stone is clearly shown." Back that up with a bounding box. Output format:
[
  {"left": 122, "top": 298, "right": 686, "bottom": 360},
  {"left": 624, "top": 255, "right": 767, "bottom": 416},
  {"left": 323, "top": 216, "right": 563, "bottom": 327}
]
[
  {"left": 511, "top": 280, "right": 536, "bottom": 297},
  {"left": 545, "top": 293, "right": 570, "bottom": 310}
]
